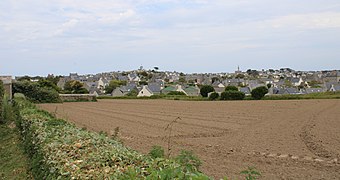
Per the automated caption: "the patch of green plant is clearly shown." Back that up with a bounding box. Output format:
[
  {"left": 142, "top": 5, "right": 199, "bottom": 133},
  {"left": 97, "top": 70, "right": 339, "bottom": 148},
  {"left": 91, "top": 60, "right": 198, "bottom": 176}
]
[
  {"left": 148, "top": 146, "right": 165, "bottom": 159},
  {"left": 0, "top": 123, "right": 32, "bottom": 179},
  {"left": 240, "top": 167, "right": 261, "bottom": 180}
]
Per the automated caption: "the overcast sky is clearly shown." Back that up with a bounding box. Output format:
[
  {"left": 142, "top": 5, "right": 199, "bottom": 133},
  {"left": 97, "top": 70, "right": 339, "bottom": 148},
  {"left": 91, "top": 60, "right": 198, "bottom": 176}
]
[{"left": 1, "top": 0, "right": 340, "bottom": 76}]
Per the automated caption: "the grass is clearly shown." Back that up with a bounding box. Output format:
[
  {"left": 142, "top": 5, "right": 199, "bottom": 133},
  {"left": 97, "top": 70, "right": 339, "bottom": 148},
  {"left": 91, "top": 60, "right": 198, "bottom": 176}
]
[{"left": 0, "top": 123, "right": 32, "bottom": 180}]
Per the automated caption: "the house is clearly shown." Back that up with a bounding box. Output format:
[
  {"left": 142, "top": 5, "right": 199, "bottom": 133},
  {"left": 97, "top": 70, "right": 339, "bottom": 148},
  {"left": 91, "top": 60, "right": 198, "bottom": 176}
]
[
  {"left": 304, "top": 88, "right": 325, "bottom": 94},
  {"left": 161, "top": 85, "right": 187, "bottom": 95},
  {"left": 111, "top": 87, "right": 128, "bottom": 97},
  {"left": 240, "top": 87, "right": 251, "bottom": 95},
  {"left": 184, "top": 86, "right": 200, "bottom": 96},
  {"left": 283, "top": 88, "right": 301, "bottom": 95},
  {"left": 329, "top": 84, "right": 340, "bottom": 92},
  {"left": 148, "top": 83, "right": 162, "bottom": 95},
  {"left": 291, "top": 77, "right": 304, "bottom": 86},
  {"left": 212, "top": 81, "right": 225, "bottom": 88},
  {"left": 137, "top": 85, "right": 153, "bottom": 97},
  {"left": 0, "top": 76, "right": 12, "bottom": 99}
]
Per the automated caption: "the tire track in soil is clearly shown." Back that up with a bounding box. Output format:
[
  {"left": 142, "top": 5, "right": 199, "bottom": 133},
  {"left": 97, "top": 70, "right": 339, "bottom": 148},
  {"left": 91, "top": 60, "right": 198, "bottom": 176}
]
[{"left": 300, "top": 100, "right": 340, "bottom": 159}]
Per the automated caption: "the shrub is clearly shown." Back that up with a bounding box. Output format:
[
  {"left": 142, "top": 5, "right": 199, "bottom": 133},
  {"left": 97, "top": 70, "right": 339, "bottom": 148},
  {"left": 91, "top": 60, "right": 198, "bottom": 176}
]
[
  {"left": 220, "top": 91, "right": 245, "bottom": 100},
  {"left": 200, "top": 85, "right": 214, "bottom": 97},
  {"left": 13, "top": 81, "right": 61, "bottom": 103},
  {"left": 167, "top": 91, "right": 187, "bottom": 96},
  {"left": 251, "top": 86, "right": 268, "bottom": 100},
  {"left": 225, "top": 86, "right": 238, "bottom": 91},
  {"left": 209, "top": 92, "right": 219, "bottom": 100}
]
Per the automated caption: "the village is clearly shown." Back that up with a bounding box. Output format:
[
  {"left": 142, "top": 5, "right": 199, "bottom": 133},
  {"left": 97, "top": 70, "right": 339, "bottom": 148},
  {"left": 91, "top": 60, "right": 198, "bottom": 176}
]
[{"left": 45, "top": 67, "right": 340, "bottom": 97}]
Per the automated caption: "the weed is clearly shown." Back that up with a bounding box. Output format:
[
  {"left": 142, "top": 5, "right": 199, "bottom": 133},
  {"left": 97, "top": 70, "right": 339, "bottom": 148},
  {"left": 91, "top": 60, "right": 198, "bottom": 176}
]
[
  {"left": 148, "top": 145, "right": 165, "bottom": 158},
  {"left": 164, "top": 117, "right": 181, "bottom": 158},
  {"left": 240, "top": 167, "right": 261, "bottom": 180}
]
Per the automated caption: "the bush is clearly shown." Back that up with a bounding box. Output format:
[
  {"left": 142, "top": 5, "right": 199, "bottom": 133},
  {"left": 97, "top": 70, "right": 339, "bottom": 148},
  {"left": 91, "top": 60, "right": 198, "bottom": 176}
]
[
  {"left": 220, "top": 91, "right": 245, "bottom": 100},
  {"left": 200, "top": 85, "right": 214, "bottom": 97},
  {"left": 13, "top": 81, "right": 61, "bottom": 103},
  {"left": 225, "top": 86, "right": 238, "bottom": 91},
  {"left": 209, "top": 92, "right": 219, "bottom": 100},
  {"left": 167, "top": 91, "right": 187, "bottom": 96},
  {"left": 251, "top": 86, "right": 268, "bottom": 100}
]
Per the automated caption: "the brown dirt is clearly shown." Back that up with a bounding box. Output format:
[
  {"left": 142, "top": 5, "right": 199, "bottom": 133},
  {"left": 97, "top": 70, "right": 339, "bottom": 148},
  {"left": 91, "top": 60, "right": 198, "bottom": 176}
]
[{"left": 38, "top": 99, "right": 340, "bottom": 179}]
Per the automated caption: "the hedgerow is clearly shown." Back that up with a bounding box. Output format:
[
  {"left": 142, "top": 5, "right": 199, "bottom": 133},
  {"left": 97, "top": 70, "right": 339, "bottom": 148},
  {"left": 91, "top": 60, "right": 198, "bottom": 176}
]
[{"left": 14, "top": 98, "right": 210, "bottom": 179}]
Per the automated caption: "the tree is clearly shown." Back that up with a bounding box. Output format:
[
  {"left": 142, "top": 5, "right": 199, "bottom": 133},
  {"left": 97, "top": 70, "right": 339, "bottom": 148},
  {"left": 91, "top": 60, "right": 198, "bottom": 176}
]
[
  {"left": 200, "top": 85, "right": 214, "bottom": 97},
  {"left": 267, "top": 83, "right": 272, "bottom": 89},
  {"left": 13, "top": 81, "right": 61, "bottom": 103},
  {"left": 64, "top": 80, "right": 89, "bottom": 94},
  {"left": 211, "top": 77, "right": 219, "bottom": 84},
  {"left": 179, "top": 77, "right": 186, "bottom": 84},
  {"left": 225, "top": 86, "right": 238, "bottom": 91},
  {"left": 104, "top": 80, "right": 127, "bottom": 93},
  {"left": 38, "top": 79, "right": 61, "bottom": 92},
  {"left": 251, "top": 86, "right": 268, "bottom": 100},
  {"left": 220, "top": 91, "right": 245, "bottom": 100},
  {"left": 209, "top": 92, "right": 219, "bottom": 100}
]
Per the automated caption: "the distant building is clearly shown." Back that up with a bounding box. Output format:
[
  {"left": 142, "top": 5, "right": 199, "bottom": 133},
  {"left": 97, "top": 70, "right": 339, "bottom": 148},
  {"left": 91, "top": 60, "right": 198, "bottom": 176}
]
[{"left": 0, "top": 76, "right": 12, "bottom": 99}]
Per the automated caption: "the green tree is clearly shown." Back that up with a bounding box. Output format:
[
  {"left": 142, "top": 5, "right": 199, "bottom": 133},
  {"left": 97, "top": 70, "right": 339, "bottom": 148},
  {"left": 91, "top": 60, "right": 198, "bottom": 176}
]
[
  {"left": 179, "top": 77, "right": 186, "bottom": 84},
  {"left": 251, "top": 86, "right": 268, "bottom": 100},
  {"left": 38, "top": 79, "right": 61, "bottom": 92},
  {"left": 64, "top": 80, "right": 89, "bottom": 94},
  {"left": 13, "top": 81, "right": 61, "bottom": 103},
  {"left": 220, "top": 91, "right": 245, "bottom": 100},
  {"left": 200, "top": 85, "right": 214, "bottom": 97},
  {"left": 225, "top": 86, "right": 238, "bottom": 91},
  {"left": 267, "top": 83, "right": 272, "bottom": 89},
  {"left": 167, "top": 91, "right": 186, "bottom": 96},
  {"left": 209, "top": 92, "right": 219, "bottom": 100}
]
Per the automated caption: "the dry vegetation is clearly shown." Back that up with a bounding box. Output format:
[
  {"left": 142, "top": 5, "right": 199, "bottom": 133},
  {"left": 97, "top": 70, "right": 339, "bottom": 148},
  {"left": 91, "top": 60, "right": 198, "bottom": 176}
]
[{"left": 39, "top": 99, "right": 340, "bottom": 179}]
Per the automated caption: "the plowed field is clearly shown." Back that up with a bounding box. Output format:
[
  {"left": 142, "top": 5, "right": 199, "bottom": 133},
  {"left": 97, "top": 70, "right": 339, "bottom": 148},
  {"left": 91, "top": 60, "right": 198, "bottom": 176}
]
[{"left": 39, "top": 99, "right": 340, "bottom": 179}]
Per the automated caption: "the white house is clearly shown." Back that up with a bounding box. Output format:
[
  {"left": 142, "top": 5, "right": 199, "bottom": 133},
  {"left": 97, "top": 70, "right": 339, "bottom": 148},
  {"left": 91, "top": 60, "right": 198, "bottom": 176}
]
[{"left": 137, "top": 85, "right": 154, "bottom": 97}]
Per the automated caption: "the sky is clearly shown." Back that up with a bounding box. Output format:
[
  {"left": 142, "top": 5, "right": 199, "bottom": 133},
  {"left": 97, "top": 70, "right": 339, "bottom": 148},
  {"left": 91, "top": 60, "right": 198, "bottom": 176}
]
[{"left": 1, "top": 0, "right": 340, "bottom": 76}]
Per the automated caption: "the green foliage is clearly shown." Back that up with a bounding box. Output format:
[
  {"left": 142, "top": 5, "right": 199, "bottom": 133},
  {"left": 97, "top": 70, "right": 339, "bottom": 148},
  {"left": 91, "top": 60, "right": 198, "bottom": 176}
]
[
  {"left": 126, "top": 89, "right": 138, "bottom": 97},
  {"left": 0, "top": 80, "right": 4, "bottom": 123},
  {"left": 14, "top": 98, "right": 210, "bottom": 179},
  {"left": 220, "top": 91, "right": 245, "bottom": 100},
  {"left": 267, "top": 83, "right": 272, "bottom": 89},
  {"left": 208, "top": 92, "right": 219, "bottom": 100},
  {"left": 167, "top": 91, "right": 187, "bottom": 96},
  {"left": 148, "top": 146, "right": 165, "bottom": 158},
  {"left": 0, "top": 124, "right": 32, "bottom": 179},
  {"left": 179, "top": 77, "right": 186, "bottom": 84},
  {"left": 200, "top": 85, "right": 214, "bottom": 97},
  {"left": 240, "top": 167, "right": 261, "bottom": 180},
  {"left": 105, "top": 80, "right": 127, "bottom": 93},
  {"left": 1, "top": 95, "right": 15, "bottom": 123},
  {"left": 225, "top": 86, "right": 238, "bottom": 91},
  {"left": 251, "top": 86, "right": 268, "bottom": 100},
  {"left": 175, "top": 150, "right": 202, "bottom": 173},
  {"left": 13, "top": 81, "right": 61, "bottom": 103},
  {"left": 139, "top": 80, "right": 148, "bottom": 86},
  {"left": 37, "top": 79, "right": 61, "bottom": 92},
  {"left": 63, "top": 80, "right": 89, "bottom": 94}
]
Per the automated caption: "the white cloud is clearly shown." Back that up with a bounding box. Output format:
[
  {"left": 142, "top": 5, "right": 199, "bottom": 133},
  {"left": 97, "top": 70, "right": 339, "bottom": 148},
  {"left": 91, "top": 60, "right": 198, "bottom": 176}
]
[{"left": 262, "top": 12, "right": 340, "bottom": 29}]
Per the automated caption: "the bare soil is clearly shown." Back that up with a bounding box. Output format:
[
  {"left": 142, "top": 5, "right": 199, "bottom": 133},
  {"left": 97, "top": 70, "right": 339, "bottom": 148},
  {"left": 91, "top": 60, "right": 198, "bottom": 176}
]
[{"left": 39, "top": 99, "right": 340, "bottom": 179}]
